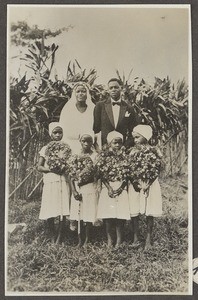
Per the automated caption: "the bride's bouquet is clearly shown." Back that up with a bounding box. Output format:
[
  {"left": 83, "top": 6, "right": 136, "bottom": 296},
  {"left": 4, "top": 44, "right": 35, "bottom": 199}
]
[{"left": 45, "top": 141, "right": 72, "bottom": 175}]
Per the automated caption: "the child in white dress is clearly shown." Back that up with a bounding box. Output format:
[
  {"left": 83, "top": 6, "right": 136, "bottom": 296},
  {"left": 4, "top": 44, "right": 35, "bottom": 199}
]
[
  {"left": 38, "top": 122, "right": 71, "bottom": 243},
  {"left": 69, "top": 134, "right": 98, "bottom": 247},
  {"left": 96, "top": 131, "right": 130, "bottom": 248},
  {"left": 128, "top": 125, "right": 162, "bottom": 250}
]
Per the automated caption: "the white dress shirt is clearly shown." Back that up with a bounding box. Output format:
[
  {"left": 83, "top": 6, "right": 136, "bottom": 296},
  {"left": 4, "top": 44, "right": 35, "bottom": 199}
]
[{"left": 111, "top": 98, "right": 121, "bottom": 128}]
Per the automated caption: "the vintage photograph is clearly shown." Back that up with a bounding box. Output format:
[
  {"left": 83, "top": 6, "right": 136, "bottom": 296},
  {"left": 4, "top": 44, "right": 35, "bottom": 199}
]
[{"left": 6, "top": 4, "right": 191, "bottom": 295}]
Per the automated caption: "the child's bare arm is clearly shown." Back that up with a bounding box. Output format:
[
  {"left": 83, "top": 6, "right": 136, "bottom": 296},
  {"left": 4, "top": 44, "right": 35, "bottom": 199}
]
[
  {"left": 114, "top": 181, "right": 127, "bottom": 196},
  {"left": 102, "top": 179, "right": 114, "bottom": 198},
  {"left": 70, "top": 178, "right": 82, "bottom": 201},
  {"left": 37, "top": 157, "right": 50, "bottom": 173},
  {"left": 138, "top": 180, "right": 150, "bottom": 191}
]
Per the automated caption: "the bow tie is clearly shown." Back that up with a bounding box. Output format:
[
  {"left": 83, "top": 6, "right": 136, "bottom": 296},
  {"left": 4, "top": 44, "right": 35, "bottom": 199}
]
[{"left": 112, "top": 101, "right": 121, "bottom": 106}]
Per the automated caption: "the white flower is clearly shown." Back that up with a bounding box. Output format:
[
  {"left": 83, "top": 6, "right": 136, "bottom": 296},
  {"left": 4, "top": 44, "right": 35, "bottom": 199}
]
[{"left": 125, "top": 111, "right": 131, "bottom": 117}]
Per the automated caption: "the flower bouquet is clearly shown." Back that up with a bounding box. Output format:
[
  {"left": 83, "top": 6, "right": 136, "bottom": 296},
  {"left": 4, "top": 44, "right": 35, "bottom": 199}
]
[
  {"left": 95, "top": 147, "right": 130, "bottom": 183},
  {"left": 45, "top": 141, "right": 72, "bottom": 175},
  {"left": 68, "top": 154, "right": 95, "bottom": 187},
  {"left": 128, "top": 144, "right": 162, "bottom": 213},
  {"left": 128, "top": 144, "right": 162, "bottom": 190}
]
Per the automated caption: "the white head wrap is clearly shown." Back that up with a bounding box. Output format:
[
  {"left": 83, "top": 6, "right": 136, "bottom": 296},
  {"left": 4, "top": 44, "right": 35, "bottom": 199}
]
[
  {"left": 107, "top": 131, "right": 123, "bottom": 143},
  {"left": 48, "top": 122, "right": 62, "bottom": 136},
  {"left": 69, "top": 82, "right": 92, "bottom": 105},
  {"left": 59, "top": 82, "right": 95, "bottom": 146},
  {"left": 133, "top": 125, "right": 153, "bottom": 141}
]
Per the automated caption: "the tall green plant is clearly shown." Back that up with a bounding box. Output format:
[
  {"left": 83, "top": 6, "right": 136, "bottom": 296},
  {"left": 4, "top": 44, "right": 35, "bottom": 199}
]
[
  {"left": 116, "top": 70, "right": 188, "bottom": 143},
  {"left": 10, "top": 39, "right": 69, "bottom": 164}
]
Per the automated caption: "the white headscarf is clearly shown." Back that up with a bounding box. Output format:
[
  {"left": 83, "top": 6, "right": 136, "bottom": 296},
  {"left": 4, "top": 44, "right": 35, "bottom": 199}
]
[
  {"left": 133, "top": 125, "right": 153, "bottom": 141},
  {"left": 63, "top": 82, "right": 93, "bottom": 109},
  {"left": 107, "top": 131, "right": 123, "bottom": 143},
  {"left": 48, "top": 122, "right": 62, "bottom": 136},
  {"left": 59, "top": 82, "right": 95, "bottom": 149}
]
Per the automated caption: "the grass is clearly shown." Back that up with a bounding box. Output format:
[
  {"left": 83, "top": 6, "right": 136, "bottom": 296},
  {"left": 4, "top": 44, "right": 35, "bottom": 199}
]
[{"left": 6, "top": 174, "right": 189, "bottom": 294}]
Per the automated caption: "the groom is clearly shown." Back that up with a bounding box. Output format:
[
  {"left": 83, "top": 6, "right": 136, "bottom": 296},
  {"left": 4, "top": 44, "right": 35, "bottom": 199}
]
[{"left": 93, "top": 78, "right": 138, "bottom": 147}]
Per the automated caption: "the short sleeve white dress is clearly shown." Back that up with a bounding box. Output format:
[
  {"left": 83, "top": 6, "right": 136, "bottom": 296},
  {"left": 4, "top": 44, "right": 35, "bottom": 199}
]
[
  {"left": 69, "top": 152, "right": 99, "bottom": 223},
  {"left": 128, "top": 179, "right": 163, "bottom": 217},
  {"left": 96, "top": 149, "right": 130, "bottom": 220},
  {"left": 128, "top": 147, "right": 163, "bottom": 217},
  {"left": 39, "top": 145, "right": 71, "bottom": 220},
  {"left": 97, "top": 181, "right": 130, "bottom": 220}
]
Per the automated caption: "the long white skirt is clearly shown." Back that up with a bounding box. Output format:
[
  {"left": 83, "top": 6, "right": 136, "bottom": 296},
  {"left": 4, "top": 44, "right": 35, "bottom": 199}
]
[
  {"left": 128, "top": 179, "right": 163, "bottom": 217},
  {"left": 39, "top": 175, "right": 70, "bottom": 220},
  {"left": 97, "top": 181, "right": 130, "bottom": 220},
  {"left": 70, "top": 182, "right": 98, "bottom": 223}
]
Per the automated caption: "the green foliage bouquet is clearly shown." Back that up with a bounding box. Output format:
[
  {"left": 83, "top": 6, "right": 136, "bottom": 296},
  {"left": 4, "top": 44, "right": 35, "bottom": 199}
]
[
  {"left": 68, "top": 154, "right": 95, "bottom": 187},
  {"left": 45, "top": 141, "right": 71, "bottom": 175},
  {"left": 95, "top": 147, "right": 130, "bottom": 182},
  {"left": 128, "top": 145, "right": 162, "bottom": 188}
]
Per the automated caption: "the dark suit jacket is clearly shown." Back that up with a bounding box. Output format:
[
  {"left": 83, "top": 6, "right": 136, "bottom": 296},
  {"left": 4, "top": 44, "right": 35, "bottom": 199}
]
[{"left": 93, "top": 97, "right": 138, "bottom": 146}]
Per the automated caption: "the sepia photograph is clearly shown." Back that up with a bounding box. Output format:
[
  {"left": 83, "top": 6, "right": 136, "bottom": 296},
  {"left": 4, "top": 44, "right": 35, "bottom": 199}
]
[{"left": 5, "top": 4, "right": 192, "bottom": 296}]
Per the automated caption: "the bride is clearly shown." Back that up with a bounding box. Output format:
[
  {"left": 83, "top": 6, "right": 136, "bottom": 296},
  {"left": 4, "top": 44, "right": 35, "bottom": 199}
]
[{"left": 59, "top": 82, "right": 96, "bottom": 153}]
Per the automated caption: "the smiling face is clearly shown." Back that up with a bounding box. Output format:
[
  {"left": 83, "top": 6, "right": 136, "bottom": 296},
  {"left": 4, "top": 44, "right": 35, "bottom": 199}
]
[
  {"left": 110, "top": 137, "right": 123, "bottom": 151},
  {"left": 75, "top": 85, "right": 87, "bottom": 103},
  {"left": 132, "top": 132, "right": 147, "bottom": 145},
  {"left": 108, "top": 80, "right": 121, "bottom": 101},
  {"left": 80, "top": 135, "right": 93, "bottom": 152},
  {"left": 51, "top": 127, "right": 63, "bottom": 141}
]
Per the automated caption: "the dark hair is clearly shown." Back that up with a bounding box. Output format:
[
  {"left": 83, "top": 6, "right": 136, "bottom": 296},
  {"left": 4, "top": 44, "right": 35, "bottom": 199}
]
[
  {"left": 108, "top": 78, "right": 122, "bottom": 86},
  {"left": 80, "top": 134, "right": 93, "bottom": 142}
]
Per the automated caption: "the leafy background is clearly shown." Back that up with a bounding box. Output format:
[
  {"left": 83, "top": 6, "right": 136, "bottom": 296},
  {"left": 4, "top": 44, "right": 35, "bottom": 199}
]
[{"left": 7, "top": 21, "right": 189, "bottom": 293}]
